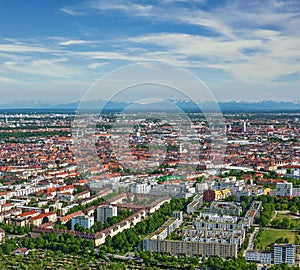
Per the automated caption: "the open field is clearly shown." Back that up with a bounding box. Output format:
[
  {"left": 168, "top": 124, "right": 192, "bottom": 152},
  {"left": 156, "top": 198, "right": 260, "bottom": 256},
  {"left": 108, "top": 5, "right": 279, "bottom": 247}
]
[{"left": 254, "top": 228, "right": 297, "bottom": 251}]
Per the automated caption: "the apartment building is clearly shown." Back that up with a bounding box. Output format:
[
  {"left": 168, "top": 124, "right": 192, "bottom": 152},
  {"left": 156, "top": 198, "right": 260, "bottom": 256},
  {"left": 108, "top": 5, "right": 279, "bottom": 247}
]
[
  {"left": 275, "top": 182, "right": 293, "bottom": 198},
  {"left": 143, "top": 239, "right": 237, "bottom": 258},
  {"left": 130, "top": 183, "right": 151, "bottom": 194},
  {"left": 245, "top": 250, "right": 272, "bottom": 264},
  {"left": 71, "top": 215, "right": 94, "bottom": 230},
  {"left": 187, "top": 194, "right": 203, "bottom": 215},
  {"left": 143, "top": 210, "right": 237, "bottom": 258},
  {"left": 203, "top": 189, "right": 231, "bottom": 202},
  {"left": 203, "top": 201, "right": 242, "bottom": 216},
  {"left": 183, "top": 228, "right": 245, "bottom": 248},
  {"left": 194, "top": 213, "right": 250, "bottom": 231},
  {"left": 57, "top": 192, "right": 75, "bottom": 202},
  {"left": 274, "top": 244, "right": 295, "bottom": 266},
  {"left": 96, "top": 205, "right": 117, "bottom": 223}
]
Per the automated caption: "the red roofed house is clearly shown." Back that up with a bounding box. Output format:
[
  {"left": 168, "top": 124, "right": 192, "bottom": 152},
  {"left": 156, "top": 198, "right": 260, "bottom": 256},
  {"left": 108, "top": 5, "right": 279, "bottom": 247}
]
[{"left": 30, "top": 212, "right": 57, "bottom": 226}]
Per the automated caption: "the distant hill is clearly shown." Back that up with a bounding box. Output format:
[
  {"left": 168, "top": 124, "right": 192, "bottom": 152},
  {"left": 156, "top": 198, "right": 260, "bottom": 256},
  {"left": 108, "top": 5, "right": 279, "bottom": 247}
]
[{"left": 0, "top": 100, "right": 300, "bottom": 113}]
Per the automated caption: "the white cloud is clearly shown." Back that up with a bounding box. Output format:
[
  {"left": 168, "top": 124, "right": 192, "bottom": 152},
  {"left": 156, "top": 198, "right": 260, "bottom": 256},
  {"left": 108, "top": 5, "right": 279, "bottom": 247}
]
[
  {"left": 91, "top": 2, "right": 152, "bottom": 16},
  {"left": 0, "top": 44, "right": 56, "bottom": 53},
  {"left": 58, "top": 39, "right": 94, "bottom": 46},
  {"left": 0, "top": 76, "right": 19, "bottom": 83},
  {"left": 4, "top": 58, "right": 81, "bottom": 78},
  {"left": 87, "top": 62, "right": 109, "bottom": 69},
  {"left": 60, "top": 7, "right": 85, "bottom": 16}
]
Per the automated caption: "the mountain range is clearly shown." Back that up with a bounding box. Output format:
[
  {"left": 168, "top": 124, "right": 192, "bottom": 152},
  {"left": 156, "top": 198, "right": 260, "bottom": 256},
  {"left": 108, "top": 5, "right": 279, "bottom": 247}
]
[{"left": 0, "top": 100, "right": 300, "bottom": 113}]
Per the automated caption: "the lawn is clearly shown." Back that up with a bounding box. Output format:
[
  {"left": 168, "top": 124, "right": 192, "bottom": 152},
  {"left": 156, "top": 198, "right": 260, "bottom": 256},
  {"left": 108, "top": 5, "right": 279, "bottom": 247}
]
[
  {"left": 254, "top": 228, "right": 297, "bottom": 251},
  {"left": 275, "top": 213, "right": 300, "bottom": 227}
]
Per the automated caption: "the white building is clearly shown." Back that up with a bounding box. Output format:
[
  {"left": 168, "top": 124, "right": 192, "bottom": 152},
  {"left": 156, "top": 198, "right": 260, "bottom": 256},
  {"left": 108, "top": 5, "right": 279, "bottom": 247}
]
[
  {"left": 97, "top": 205, "right": 117, "bottom": 223},
  {"left": 275, "top": 182, "right": 293, "bottom": 198},
  {"left": 187, "top": 194, "right": 203, "bottom": 214},
  {"left": 274, "top": 244, "right": 295, "bottom": 266},
  {"left": 245, "top": 250, "right": 272, "bottom": 264},
  {"left": 130, "top": 183, "right": 151, "bottom": 194},
  {"left": 71, "top": 215, "right": 94, "bottom": 230}
]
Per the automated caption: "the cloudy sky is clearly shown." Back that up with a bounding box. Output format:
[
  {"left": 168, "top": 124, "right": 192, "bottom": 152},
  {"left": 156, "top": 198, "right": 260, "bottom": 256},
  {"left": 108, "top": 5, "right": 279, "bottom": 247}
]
[{"left": 0, "top": 0, "right": 300, "bottom": 103}]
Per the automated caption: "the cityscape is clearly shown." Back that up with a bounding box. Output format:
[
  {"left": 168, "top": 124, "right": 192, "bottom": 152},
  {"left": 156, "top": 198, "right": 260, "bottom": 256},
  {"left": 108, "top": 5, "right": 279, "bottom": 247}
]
[
  {"left": 0, "top": 112, "right": 299, "bottom": 269},
  {"left": 1, "top": 0, "right": 300, "bottom": 269}
]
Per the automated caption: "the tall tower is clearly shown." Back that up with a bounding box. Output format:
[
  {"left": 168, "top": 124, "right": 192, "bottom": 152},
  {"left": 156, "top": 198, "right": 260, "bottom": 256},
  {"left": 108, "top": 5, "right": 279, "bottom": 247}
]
[{"left": 242, "top": 121, "right": 247, "bottom": 133}]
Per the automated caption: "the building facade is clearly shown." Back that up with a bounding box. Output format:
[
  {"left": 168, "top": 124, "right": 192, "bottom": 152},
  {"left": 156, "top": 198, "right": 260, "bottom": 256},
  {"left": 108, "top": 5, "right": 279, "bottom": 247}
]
[
  {"left": 245, "top": 250, "right": 272, "bottom": 264},
  {"left": 130, "top": 183, "right": 151, "bottom": 194},
  {"left": 274, "top": 244, "right": 295, "bottom": 266},
  {"left": 96, "top": 205, "right": 117, "bottom": 223},
  {"left": 275, "top": 182, "right": 293, "bottom": 198},
  {"left": 71, "top": 215, "right": 94, "bottom": 230},
  {"left": 143, "top": 239, "right": 237, "bottom": 259}
]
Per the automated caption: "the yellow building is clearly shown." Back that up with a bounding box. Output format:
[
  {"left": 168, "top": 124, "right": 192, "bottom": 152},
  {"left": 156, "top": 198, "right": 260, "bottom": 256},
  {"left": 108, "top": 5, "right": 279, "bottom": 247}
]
[{"left": 264, "top": 188, "right": 271, "bottom": 195}]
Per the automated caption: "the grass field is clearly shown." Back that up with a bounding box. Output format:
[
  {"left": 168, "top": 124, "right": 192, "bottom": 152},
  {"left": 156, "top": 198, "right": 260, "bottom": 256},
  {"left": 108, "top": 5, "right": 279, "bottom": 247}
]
[
  {"left": 274, "top": 213, "right": 300, "bottom": 227},
  {"left": 254, "top": 228, "right": 297, "bottom": 251}
]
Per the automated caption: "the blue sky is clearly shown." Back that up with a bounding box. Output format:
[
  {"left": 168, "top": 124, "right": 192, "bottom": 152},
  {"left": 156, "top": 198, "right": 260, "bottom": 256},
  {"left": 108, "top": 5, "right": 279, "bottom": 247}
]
[{"left": 0, "top": 0, "right": 300, "bottom": 103}]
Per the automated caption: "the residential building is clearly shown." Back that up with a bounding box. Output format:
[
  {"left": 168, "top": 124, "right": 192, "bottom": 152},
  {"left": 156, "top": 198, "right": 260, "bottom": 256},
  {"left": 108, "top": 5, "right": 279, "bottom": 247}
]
[
  {"left": 274, "top": 244, "right": 295, "bottom": 266},
  {"left": 245, "top": 250, "right": 272, "bottom": 264},
  {"left": 187, "top": 194, "right": 203, "bottom": 214},
  {"left": 143, "top": 239, "right": 237, "bottom": 258},
  {"left": 204, "top": 202, "right": 242, "bottom": 216},
  {"left": 203, "top": 189, "right": 231, "bottom": 202},
  {"left": 30, "top": 212, "right": 57, "bottom": 227},
  {"left": 71, "top": 215, "right": 94, "bottom": 230},
  {"left": 57, "top": 192, "right": 75, "bottom": 202},
  {"left": 97, "top": 205, "right": 117, "bottom": 223},
  {"left": 130, "top": 183, "right": 151, "bottom": 194},
  {"left": 275, "top": 182, "right": 293, "bottom": 198},
  {"left": 74, "top": 190, "right": 90, "bottom": 201}
]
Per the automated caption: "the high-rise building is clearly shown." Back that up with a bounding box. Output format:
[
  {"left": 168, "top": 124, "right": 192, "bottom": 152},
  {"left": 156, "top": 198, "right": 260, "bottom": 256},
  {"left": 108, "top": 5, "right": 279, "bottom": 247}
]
[
  {"left": 71, "top": 215, "right": 94, "bottom": 230},
  {"left": 242, "top": 121, "right": 247, "bottom": 133},
  {"left": 275, "top": 182, "right": 293, "bottom": 198},
  {"left": 97, "top": 205, "right": 117, "bottom": 223},
  {"left": 274, "top": 244, "right": 295, "bottom": 265}
]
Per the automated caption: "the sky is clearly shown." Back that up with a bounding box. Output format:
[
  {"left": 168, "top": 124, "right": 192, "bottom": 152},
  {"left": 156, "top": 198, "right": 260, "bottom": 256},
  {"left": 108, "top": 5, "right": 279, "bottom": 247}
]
[{"left": 0, "top": 0, "right": 300, "bottom": 104}]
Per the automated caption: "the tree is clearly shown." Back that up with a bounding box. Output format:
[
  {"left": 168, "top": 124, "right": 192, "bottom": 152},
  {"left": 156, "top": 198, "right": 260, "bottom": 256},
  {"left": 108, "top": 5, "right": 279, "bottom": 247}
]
[
  {"left": 280, "top": 217, "right": 290, "bottom": 229},
  {"left": 290, "top": 204, "right": 298, "bottom": 214}
]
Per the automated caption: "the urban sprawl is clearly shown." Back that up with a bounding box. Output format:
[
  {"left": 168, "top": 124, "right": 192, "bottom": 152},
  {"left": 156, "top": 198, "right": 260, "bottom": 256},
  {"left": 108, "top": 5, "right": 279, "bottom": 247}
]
[{"left": 0, "top": 112, "right": 300, "bottom": 269}]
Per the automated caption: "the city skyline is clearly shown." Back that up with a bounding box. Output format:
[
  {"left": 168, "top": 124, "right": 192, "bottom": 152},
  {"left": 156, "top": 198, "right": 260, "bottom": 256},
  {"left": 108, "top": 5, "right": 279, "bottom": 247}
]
[{"left": 0, "top": 0, "right": 300, "bottom": 103}]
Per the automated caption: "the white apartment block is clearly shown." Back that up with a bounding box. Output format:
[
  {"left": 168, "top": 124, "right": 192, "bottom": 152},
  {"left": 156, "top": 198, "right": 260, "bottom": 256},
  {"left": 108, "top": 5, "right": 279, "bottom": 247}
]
[
  {"left": 275, "top": 182, "right": 293, "bottom": 197},
  {"left": 274, "top": 244, "right": 295, "bottom": 266},
  {"left": 194, "top": 213, "right": 250, "bottom": 231},
  {"left": 183, "top": 228, "right": 245, "bottom": 248},
  {"left": 96, "top": 205, "right": 117, "bottom": 223},
  {"left": 245, "top": 250, "right": 272, "bottom": 264},
  {"left": 130, "top": 183, "right": 151, "bottom": 194},
  {"left": 71, "top": 215, "right": 94, "bottom": 230}
]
